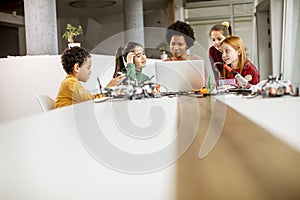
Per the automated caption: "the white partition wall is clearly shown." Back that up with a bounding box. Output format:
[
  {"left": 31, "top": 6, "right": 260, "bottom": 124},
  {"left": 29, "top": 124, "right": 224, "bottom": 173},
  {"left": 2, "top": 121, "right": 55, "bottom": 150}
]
[
  {"left": 0, "top": 55, "right": 159, "bottom": 123},
  {"left": 0, "top": 55, "right": 63, "bottom": 122}
]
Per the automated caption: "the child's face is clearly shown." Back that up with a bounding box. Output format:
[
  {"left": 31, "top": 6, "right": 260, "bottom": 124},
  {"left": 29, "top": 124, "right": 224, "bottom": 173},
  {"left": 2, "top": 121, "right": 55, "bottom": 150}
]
[
  {"left": 77, "top": 57, "right": 92, "bottom": 82},
  {"left": 170, "top": 35, "right": 188, "bottom": 58},
  {"left": 133, "top": 46, "right": 147, "bottom": 70},
  {"left": 221, "top": 42, "right": 239, "bottom": 66},
  {"left": 211, "top": 30, "right": 226, "bottom": 51}
]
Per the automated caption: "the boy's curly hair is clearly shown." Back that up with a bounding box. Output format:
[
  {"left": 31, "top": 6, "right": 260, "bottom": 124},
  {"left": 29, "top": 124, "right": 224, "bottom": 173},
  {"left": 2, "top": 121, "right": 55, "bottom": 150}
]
[
  {"left": 61, "top": 46, "right": 91, "bottom": 74},
  {"left": 166, "top": 20, "right": 196, "bottom": 49}
]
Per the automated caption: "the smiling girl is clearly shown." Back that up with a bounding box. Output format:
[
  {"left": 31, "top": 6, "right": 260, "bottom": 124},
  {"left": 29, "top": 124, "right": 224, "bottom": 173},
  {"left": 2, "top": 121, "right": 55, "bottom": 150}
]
[
  {"left": 220, "top": 36, "right": 260, "bottom": 85},
  {"left": 209, "top": 22, "right": 232, "bottom": 75},
  {"left": 114, "top": 42, "right": 149, "bottom": 83},
  {"left": 209, "top": 22, "right": 232, "bottom": 83}
]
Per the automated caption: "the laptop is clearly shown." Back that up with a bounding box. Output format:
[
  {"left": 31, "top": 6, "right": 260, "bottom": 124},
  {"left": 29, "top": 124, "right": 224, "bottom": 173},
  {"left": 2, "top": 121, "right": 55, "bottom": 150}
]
[{"left": 155, "top": 60, "right": 206, "bottom": 92}]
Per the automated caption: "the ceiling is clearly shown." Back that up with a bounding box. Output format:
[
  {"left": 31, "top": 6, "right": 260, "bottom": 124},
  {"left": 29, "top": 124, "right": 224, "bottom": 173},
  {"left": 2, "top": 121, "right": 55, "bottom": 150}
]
[
  {"left": 0, "top": 0, "right": 24, "bottom": 16},
  {"left": 0, "top": 0, "right": 170, "bottom": 18}
]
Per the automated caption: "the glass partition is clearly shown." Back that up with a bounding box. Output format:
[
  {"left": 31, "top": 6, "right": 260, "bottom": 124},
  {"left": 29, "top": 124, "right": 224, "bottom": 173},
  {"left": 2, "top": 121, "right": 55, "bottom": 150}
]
[{"left": 282, "top": 0, "right": 300, "bottom": 85}]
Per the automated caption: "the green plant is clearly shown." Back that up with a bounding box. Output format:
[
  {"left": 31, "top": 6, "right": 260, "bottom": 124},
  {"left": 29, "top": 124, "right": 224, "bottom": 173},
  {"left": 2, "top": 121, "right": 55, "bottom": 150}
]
[{"left": 62, "top": 24, "right": 83, "bottom": 43}]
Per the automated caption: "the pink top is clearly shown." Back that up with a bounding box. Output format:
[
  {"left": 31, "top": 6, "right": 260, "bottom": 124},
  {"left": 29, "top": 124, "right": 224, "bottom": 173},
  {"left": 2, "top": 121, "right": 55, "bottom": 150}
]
[{"left": 164, "top": 54, "right": 203, "bottom": 61}]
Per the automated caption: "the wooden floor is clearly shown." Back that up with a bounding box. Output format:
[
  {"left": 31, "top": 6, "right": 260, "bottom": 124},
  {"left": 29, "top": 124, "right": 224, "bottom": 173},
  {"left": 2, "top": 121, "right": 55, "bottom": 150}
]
[{"left": 176, "top": 97, "right": 300, "bottom": 200}]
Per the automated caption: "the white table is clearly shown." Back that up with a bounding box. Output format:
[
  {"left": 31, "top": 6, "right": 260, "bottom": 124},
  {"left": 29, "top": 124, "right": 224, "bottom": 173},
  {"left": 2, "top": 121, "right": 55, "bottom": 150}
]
[
  {"left": 215, "top": 94, "right": 300, "bottom": 153},
  {"left": 0, "top": 95, "right": 300, "bottom": 200}
]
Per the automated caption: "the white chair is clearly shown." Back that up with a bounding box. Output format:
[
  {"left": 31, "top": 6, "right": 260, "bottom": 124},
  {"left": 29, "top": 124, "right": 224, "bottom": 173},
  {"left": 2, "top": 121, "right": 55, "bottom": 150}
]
[{"left": 35, "top": 95, "right": 55, "bottom": 112}]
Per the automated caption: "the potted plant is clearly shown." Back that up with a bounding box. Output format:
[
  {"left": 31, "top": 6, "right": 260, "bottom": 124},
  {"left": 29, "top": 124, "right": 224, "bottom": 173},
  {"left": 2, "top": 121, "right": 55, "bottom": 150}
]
[{"left": 62, "top": 23, "right": 83, "bottom": 48}]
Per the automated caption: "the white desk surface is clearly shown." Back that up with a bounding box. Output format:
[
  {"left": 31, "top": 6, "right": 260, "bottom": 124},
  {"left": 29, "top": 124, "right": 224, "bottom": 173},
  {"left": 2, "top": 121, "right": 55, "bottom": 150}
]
[
  {"left": 0, "top": 97, "right": 178, "bottom": 200},
  {"left": 215, "top": 94, "right": 300, "bottom": 153},
  {"left": 0, "top": 94, "right": 300, "bottom": 199}
]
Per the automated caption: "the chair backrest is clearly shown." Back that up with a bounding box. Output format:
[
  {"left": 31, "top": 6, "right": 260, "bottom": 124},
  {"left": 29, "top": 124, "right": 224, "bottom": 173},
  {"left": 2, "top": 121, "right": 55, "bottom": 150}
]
[{"left": 35, "top": 95, "right": 55, "bottom": 112}]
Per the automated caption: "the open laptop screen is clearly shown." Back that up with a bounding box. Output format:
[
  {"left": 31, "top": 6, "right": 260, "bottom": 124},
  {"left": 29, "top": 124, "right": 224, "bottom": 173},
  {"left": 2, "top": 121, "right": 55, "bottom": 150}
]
[{"left": 155, "top": 60, "right": 206, "bottom": 92}]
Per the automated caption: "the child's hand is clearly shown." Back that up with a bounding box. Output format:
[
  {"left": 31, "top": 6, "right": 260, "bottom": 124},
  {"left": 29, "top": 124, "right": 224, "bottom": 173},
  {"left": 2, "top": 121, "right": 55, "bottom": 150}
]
[
  {"left": 106, "top": 74, "right": 126, "bottom": 87},
  {"left": 126, "top": 52, "right": 135, "bottom": 64}
]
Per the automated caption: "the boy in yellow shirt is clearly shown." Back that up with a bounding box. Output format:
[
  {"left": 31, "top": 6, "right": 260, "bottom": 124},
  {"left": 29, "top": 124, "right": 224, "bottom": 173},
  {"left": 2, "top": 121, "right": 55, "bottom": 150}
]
[{"left": 55, "top": 46, "right": 122, "bottom": 108}]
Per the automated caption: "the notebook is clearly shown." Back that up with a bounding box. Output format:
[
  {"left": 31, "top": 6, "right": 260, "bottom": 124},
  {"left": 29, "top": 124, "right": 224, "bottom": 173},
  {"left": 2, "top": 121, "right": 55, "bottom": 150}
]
[{"left": 155, "top": 60, "right": 206, "bottom": 92}]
